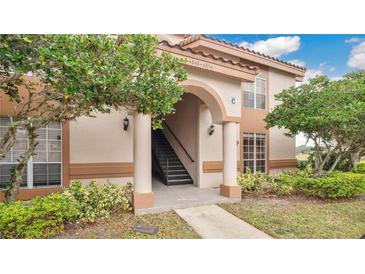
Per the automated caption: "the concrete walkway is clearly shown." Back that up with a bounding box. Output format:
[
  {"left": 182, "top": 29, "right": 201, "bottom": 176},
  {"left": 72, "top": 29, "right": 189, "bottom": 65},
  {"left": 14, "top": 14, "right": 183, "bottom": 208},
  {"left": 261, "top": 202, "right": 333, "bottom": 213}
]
[
  {"left": 135, "top": 176, "right": 240, "bottom": 214},
  {"left": 175, "top": 205, "right": 272, "bottom": 239}
]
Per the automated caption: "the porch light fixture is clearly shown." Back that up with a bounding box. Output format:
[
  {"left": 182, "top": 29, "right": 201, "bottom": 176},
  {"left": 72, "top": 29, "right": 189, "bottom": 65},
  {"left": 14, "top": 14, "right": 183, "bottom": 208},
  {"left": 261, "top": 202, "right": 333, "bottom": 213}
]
[
  {"left": 123, "top": 116, "right": 129, "bottom": 131},
  {"left": 230, "top": 97, "right": 238, "bottom": 105},
  {"left": 208, "top": 124, "right": 215, "bottom": 136}
]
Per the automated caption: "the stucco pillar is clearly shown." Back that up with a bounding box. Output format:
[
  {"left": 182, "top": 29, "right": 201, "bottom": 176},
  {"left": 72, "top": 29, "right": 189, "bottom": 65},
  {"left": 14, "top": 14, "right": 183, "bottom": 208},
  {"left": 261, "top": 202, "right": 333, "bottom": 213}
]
[
  {"left": 132, "top": 112, "right": 154, "bottom": 210},
  {"left": 220, "top": 121, "right": 241, "bottom": 198}
]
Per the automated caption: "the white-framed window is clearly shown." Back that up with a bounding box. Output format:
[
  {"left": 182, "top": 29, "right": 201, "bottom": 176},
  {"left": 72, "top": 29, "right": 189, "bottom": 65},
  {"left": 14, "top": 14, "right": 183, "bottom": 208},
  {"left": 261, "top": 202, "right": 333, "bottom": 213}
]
[
  {"left": 0, "top": 115, "right": 62, "bottom": 189},
  {"left": 243, "top": 73, "right": 266, "bottom": 110},
  {"left": 0, "top": 116, "right": 28, "bottom": 188},
  {"left": 243, "top": 132, "right": 266, "bottom": 173}
]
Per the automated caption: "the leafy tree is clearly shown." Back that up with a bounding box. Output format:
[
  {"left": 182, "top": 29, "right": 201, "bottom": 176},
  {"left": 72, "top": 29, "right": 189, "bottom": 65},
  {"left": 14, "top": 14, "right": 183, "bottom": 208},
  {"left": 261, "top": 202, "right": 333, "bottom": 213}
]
[
  {"left": 265, "top": 72, "right": 365, "bottom": 176},
  {"left": 0, "top": 34, "right": 187, "bottom": 201},
  {"left": 338, "top": 70, "right": 365, "bottom": 169}
]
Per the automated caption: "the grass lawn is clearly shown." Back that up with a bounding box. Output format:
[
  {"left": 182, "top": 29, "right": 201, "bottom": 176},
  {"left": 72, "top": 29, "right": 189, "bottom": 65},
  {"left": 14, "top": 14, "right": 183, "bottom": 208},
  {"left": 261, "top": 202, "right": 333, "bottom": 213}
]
[
  {"left": 220, "top": 195, "right": 365, "bottom": 239},
  {"left": 56, "top": 210, "right": 200, "bottom": 239}
]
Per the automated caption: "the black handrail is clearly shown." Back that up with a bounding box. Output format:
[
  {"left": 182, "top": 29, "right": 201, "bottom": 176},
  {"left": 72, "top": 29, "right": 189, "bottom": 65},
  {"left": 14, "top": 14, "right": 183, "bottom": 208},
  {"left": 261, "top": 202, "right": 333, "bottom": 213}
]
[
  {"left": 162, "top": 121, "right": 195, "bottom": 162},
  {"left": 152, "top": 139, "right": 169, "bottom": 184}
]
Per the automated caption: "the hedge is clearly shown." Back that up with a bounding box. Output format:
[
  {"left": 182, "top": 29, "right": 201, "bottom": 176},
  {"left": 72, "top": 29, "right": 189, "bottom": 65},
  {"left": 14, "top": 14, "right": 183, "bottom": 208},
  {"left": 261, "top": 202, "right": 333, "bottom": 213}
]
[
  {"left": 0, "top": 181, "right": 133, "bottom": 239},
  {"left": 278, "top": 172, "right": 365, "bottom": 199},
  {"left": 0, "top": 194, "right": 79, "bottom": 239}
]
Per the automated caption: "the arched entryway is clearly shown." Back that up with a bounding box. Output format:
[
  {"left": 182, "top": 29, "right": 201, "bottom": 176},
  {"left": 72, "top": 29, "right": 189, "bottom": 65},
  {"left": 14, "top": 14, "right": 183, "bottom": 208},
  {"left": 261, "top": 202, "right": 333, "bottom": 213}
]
[
  {"left": 132, "top": 78, "right": 242, "bottom": 212},
  {"left": 182, "top": 79, "right": 226, "bottom": 124}
]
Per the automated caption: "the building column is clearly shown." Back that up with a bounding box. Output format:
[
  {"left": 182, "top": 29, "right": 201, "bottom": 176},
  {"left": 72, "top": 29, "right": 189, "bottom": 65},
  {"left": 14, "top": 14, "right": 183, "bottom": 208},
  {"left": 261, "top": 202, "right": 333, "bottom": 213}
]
[
  {"left": 220, "top": 121, "right": 241, "bottom": 198},
  {"left": 132, "top": 112, "right": 154, "bottom": 210}
]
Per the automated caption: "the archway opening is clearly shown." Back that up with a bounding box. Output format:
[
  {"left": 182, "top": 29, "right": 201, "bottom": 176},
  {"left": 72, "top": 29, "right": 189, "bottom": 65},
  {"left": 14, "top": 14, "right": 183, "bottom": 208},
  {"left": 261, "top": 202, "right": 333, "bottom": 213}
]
[{"left": 151, "top": 79, "right": 227, "bottom": 189}]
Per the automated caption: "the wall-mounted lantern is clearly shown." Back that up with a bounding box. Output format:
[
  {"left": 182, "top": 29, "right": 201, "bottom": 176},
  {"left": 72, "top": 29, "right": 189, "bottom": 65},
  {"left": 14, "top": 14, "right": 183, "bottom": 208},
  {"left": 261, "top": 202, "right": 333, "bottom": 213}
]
[
  {"left": 208, "top": 124, "right": 215, "bottom": 136},
  {"left": 123, "top": 116, "right": 129, "bottom": 131}
]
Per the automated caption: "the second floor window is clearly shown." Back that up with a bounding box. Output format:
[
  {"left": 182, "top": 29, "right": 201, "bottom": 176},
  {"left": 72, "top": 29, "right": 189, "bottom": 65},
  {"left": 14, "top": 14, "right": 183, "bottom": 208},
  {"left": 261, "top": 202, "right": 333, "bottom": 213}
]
[{"left": 243, "top": 73, "right": 266, "bottom": 110}]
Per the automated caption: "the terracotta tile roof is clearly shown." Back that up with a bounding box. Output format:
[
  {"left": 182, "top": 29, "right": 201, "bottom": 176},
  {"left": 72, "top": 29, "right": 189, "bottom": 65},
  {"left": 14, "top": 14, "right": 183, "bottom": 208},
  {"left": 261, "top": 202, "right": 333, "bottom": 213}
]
[
  {"left": 158, "top": 40, "right": 258, "bottom": 71},
  {"left": 179, "top": 34, "right": 306, "bottom": 71}
]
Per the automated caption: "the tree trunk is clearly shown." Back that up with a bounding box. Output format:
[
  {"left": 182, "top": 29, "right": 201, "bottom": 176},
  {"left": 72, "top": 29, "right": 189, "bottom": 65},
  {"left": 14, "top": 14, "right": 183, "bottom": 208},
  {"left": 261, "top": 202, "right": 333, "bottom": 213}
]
[
  {"left": 5, "top": 126, "right": 37, "bottom": 202},
  {"left": 326, "top": 153, "right": 342, "bottom": 175},
  {"left": 313, "top": 140, "right": 323, "bottom": 175},
  {"left": 314, "top": 151, "right": 326, "bottom": 177},
  {"left": 0, "top": 125, "right": 17, "bottom": 160},
  {"left": 314, "top": 154, "right": 321, "bottom": 170},
  {"left": 351, "top": 151, "right": 360, "bottom": 170}
]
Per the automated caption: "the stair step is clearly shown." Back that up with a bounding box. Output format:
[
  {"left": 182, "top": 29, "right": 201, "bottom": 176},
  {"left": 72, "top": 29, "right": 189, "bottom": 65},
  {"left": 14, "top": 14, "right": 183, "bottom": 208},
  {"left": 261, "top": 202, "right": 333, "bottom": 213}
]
[
  {"left": 161, "top": 165, "right": 184, "bottom": 169},
  {"left": 166, "top": 170, "right": 188, "bottom": 174},
  {"left": 167, "top": 178, "right": 193, "bottom": 183},
  {"left": 152, "top": 129, "right": 193, "bottom": 186},
  {"left": 165, "top": 168, "right": 186, "bottom": 172},
  {"left": 168, "top": 174, "right": 191, "bottom": 179}
]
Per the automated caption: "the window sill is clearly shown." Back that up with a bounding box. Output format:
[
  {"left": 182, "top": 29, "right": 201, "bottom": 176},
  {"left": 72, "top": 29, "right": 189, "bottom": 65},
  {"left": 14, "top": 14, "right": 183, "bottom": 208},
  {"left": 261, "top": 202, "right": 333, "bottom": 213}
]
[
  {"left": 20, "top": 185, "right": 62, "bottom": 190},
  {"left": 242, "top": 107, "right": 267, "bottom": 112}
]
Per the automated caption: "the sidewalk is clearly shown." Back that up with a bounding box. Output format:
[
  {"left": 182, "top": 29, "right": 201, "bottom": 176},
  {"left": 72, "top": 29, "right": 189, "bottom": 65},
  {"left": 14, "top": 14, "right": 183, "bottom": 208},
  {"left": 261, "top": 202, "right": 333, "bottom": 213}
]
[{"left": 175, "top": 205, "right": 272, "bottom": 239}]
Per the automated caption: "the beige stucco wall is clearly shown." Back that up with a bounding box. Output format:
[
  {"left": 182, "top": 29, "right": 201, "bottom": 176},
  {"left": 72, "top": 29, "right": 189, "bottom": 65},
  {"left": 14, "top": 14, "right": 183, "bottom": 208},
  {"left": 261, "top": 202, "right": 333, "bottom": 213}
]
[
  {"left": 197, "top": 104, "right": 240, "bottom": 188},
  {"left": 186, "top": 67, "right": 242, "bottom": 119},
  {"left": 69, "top": 109, "right": 134, "bottom": 184},
  {"left": 268, "top": 68, "right": 296, "bottom": 161},
  {"left": 198, "top": 104, "right": 223, "bottom": 188},
  {"left": 70, "top": 109, "right": 133, "bottom": 163}
]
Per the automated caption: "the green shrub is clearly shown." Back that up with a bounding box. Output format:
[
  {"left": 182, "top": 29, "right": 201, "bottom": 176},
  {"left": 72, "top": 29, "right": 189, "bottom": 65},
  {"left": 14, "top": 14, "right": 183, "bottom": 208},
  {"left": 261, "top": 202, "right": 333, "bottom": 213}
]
[
  {"left": 282, "top": 167, "right": 313, "bottom": 178},
  {"left": 65, "top": 180, "right": 132, "bottom": 222},
  {"left": 270, "top": 174, "right": 297, "bottom": 195},
  {"left": 237, "top": 169, "right": 268, "bottom": 193},
  {"left": 297, "top": 160, "right": 309, "bottom": 170},
  {"left": 267, "top": 167, "right": 312, "bottom": 196},
  {"left": 296, "top": 172, "right": 365, "bottom": 199},
  {"left": 353, "top": 162, "right": 365, "bottom": 174},
  {"left": 0, "top": 193, "right": 79, "bottom": 239}
]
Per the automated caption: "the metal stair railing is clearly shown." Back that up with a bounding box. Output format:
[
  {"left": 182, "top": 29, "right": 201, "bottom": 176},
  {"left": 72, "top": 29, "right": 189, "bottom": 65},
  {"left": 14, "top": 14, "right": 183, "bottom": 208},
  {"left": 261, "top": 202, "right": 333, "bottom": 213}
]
[
  {"left": 152, "top": 135, "right": 170, "bottom": 182},
  {"left": 162, "top": 122, "right": 195, "bottom": 162}
]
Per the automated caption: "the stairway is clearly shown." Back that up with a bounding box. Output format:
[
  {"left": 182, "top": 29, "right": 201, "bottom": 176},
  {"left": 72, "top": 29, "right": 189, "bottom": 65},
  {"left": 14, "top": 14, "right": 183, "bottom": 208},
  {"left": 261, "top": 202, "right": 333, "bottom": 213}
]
[{"left": 152, "top": 129, "right": 193, "bottom": 186}]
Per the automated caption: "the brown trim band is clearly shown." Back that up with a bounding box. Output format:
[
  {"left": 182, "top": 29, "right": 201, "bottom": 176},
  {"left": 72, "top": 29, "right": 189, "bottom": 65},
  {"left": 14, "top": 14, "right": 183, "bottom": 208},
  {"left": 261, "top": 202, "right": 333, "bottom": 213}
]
[
  {"left": 69, "top": 162, "right": 134, "bottom": 179},
  {"left": 203, "top": 161, "right": 241, "bottom": 173},
  {"left": 225, "top": 116, "right": 242, "bottom": 123},
  {"left": 0, "top": 187, "right": 62, "bottom": 201},
  {"left": 269, "top": 159, "right": 298, "bottom": 169}
]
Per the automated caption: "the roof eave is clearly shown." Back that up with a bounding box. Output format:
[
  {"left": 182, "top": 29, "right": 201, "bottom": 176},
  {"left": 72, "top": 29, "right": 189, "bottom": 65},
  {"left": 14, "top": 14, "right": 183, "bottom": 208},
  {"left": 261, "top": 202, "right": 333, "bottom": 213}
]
[
  {"left": 180, "top": 35, "right": 306, "bottom": 78},
  {"left": 156, "top": 41, "right": 259, "bottom": 81}
]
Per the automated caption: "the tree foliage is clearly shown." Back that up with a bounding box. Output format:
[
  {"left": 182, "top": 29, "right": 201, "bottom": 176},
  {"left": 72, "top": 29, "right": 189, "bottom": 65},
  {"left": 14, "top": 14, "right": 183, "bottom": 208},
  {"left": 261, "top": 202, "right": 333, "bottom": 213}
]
[
  {"left": 265, "top": 72, "right": 365, "bottom": 175},
  {"left": 0, "top": 34, "right": 187, "bottom": 201}
]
